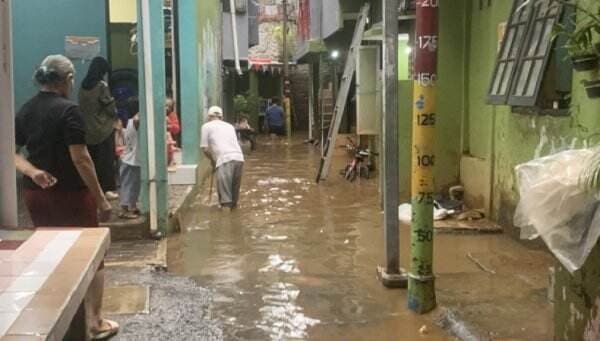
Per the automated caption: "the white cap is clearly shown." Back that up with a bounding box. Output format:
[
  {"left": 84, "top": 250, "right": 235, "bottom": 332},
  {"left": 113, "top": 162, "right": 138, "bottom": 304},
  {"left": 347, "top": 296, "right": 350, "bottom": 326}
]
[{"left": 207, "top": 106, "right": 223, "bottom": 117}]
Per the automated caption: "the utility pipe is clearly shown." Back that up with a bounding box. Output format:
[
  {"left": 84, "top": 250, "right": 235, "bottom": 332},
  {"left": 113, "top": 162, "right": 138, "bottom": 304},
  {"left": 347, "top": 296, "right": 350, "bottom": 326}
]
[
  {"left": 377, "top": 0, "right": 407, "bottom": 288},
  {"left": 408, "top": 0, "right": 439, "bottom": 314},
  {"left": 230, "top": 0, "right": 243, "bottom": 75},
  {"left": 140, "top": 0, "right": 159, "bottom": 233},
  {"left": 0, "top": 0, "right": 17, "bottom": 228},
  {"left": 170, "top": 3, "right": 178, "bottom": 109},
  {"left": 282, "top": 0, "right": 291, "bottom": 138},
  {"left": 308, "top": 64, "right": 314, "bottom": 141}
]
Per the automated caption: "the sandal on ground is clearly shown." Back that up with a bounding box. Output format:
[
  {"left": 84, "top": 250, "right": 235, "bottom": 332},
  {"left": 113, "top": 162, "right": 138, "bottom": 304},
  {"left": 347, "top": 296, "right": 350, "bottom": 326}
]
[
  {"left": 118, "top": 211, "right": 139, "bottom": 219},
  {"left": 91, "top": 319, "right": 119, "bottom": 340}
]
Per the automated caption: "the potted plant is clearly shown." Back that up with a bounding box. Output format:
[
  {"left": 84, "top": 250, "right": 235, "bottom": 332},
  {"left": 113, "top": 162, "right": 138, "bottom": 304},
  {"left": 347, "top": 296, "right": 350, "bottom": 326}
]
[
  {"left": 566, "top": 28, "right": 599, "bottom": 71},
  {"left": 553, "top": 0, "right": 600, "bottom": 71}
]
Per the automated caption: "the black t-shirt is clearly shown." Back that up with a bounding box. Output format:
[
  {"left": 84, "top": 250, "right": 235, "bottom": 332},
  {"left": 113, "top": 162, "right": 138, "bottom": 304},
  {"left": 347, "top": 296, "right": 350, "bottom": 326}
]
[{"left": 15, "top": 91, "right": 87, "bottom": 190}]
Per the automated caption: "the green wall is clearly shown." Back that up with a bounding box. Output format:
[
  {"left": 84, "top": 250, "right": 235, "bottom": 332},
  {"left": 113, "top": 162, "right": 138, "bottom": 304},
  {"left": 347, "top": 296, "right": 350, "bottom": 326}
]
[
  {"left": 194, "top": 0, "right": 223, "bottom": 182},
  {"left": 462, "top": 0, "right": 600, "bottom": 225},
  {"left": 179, "top": 0, "right": 201, "bottom": 165},
  {"left": 398, "top": 38, "right": 410, "bottom": 81},
  {"left": 110, "top": 23, "right": 138, "bottom": 71},
  {"left": 198, "top": 0, "right": 222, "bottom": 115},
  {"left": 398, "top": 81, "right": 413, "bottom": 202},
  {"left": 434, "top": 0, "right": 466, "bottom": 190},
  {"left": 11, "top": 0, "right": 108, "bottom": 109},
  {"left": 460, "top": 1, "right": 600, "bottom": 338}
]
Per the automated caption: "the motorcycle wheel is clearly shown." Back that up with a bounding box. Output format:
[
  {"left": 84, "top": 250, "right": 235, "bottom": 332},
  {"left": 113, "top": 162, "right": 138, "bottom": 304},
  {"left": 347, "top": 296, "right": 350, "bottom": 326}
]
[
  {"left": 359, "top": 165, "right": 370, "bottom": 179},
  {"left": 345, "top": 166, "right": 357, "bottom": 182}
]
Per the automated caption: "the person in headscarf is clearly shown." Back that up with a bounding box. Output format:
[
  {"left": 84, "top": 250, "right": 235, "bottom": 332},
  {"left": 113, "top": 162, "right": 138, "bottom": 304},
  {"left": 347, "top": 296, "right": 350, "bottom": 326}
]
[
  {"left": 79, "top": 56, "right": 119, "bottom": 200},
  {"left": 15, "top": 54, "right": 119, "bottom": 340}
]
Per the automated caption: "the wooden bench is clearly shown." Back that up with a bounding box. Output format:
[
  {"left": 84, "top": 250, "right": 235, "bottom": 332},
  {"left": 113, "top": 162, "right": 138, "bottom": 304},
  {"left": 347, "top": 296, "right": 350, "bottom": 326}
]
[{"left": 0, "top": 228, "right": 110, "bottom": 340}]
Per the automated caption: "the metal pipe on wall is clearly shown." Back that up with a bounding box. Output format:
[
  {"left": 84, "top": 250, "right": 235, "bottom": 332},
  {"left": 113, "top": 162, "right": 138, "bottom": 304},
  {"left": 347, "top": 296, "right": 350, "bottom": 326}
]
[
  {"left": 0, "top": 0, "right": 18, "bottom": 228},
  {"left": 230, "top": 0, "right": 242, "bottom": 75},
  {"left": 377, "top": 0, "right": 408, "bottom": 288}
]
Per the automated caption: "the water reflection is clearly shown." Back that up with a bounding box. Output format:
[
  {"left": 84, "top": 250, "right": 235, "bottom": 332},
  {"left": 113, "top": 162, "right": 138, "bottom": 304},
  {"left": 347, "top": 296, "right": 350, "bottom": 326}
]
[{"left": 256, "top": 282, "right": 320, "bottom": 340}]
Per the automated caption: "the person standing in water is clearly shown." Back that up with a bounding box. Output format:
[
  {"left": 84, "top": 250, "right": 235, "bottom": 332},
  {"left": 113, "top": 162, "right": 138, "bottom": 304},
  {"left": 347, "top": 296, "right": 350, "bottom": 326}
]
[
  {"left": 265, "top": 97, "right": 286, "bottom": 140},
  {"left": 201, "top": 106, "right": 245, "bottom": 210}
]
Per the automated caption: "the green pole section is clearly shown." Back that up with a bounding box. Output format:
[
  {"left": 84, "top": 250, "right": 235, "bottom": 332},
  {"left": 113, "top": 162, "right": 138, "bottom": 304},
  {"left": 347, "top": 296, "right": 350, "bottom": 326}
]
[
  {"left": 137, "top": 1, "right": 149, "bottom": 213},
  {"left": 137, "top": 0, "right": 168, "bottom": 235},
  {"left": 179, "top": 0, "right": 200, "bottom": 165},
  {"left": 408, "top": 0, "right": 439, "bottom": 314},
  {"left": 249, "top": 70, "right": 259, "bottom": 130}
]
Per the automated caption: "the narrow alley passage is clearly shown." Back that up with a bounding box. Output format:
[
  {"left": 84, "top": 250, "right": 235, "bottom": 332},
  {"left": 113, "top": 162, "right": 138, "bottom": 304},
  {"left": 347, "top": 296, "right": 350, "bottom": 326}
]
[
  {"left": 168, "top": 137, "right": 449, "bottom": 340},
  {"left": 167, "top": 137, "right": 553, "bottom": 340}
]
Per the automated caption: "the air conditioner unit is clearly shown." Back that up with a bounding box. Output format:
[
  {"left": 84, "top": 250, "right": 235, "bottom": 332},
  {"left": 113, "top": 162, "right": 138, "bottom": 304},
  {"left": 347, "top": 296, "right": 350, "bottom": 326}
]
[
  {"left": 235, "top": 0, "right": 247, "bottom": 13},
  {"left": 223, "top": 0, "right": 247, "bottom": 13}
]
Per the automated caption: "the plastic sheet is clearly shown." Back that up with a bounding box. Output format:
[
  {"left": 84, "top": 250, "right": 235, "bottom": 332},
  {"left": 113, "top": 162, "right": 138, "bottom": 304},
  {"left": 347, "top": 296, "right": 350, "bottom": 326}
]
[
  {"left": 514, "top": 148, "right": 600, "bottom": 273},
  {"left": 398, "top": 203, "right": 449, "bottom": 224}
]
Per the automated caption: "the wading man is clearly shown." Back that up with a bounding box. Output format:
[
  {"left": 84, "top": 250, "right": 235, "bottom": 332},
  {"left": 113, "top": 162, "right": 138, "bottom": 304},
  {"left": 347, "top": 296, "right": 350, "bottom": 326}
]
[{"left": 201, "top": 106, "right": 245, "bottom": 210}]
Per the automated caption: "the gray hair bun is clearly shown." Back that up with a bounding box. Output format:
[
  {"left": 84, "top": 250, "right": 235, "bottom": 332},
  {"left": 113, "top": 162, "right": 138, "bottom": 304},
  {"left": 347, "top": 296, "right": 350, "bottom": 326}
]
[{"left": 33, "top": 55, "right": 74, "bottom": 86}]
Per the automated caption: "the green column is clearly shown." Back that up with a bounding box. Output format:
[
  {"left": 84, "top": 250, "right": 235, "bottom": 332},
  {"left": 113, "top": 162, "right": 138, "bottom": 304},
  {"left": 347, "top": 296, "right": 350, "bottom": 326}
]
[
  {"left": 137, "top": 0, "right": 168, "bottom": 235},
  {"left": 179, "top": 0, "right": 200, "bottom": 165},
  {"left": 249, "top": 70, "right": 259, "bottom": 129}
]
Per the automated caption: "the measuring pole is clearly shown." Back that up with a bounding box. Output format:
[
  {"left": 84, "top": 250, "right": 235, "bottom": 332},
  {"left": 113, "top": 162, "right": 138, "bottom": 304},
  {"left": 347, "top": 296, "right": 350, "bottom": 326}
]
[
  {"left": 282, "top": 0, "right": 292, "bottom": 138},
  {"left": 377, "top": 0, "right": 407, "bottom": 288},
  {"left": 408, "top": 0, "right": 439, "bottom": 314}
]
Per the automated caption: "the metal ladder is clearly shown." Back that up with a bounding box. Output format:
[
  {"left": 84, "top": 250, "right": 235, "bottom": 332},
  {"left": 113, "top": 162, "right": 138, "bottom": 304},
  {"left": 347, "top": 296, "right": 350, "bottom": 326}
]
[{"left": 316, "top": 3, "right": 370, "bottom": 183}]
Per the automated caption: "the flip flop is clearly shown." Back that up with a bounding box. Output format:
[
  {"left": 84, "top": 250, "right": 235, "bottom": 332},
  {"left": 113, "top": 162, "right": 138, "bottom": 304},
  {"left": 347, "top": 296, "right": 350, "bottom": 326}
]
[
  {"left": 118, "top": 211, "right": 139, "bottom": 220},
  {"left": 91, "top": 319, "right": 119, "bottom": 340}
]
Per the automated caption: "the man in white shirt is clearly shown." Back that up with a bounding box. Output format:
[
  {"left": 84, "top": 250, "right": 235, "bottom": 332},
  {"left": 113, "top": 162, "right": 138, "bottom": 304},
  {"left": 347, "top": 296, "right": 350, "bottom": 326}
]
[{"left": 201, "top": 106, "right": 245, "bottom": 209}]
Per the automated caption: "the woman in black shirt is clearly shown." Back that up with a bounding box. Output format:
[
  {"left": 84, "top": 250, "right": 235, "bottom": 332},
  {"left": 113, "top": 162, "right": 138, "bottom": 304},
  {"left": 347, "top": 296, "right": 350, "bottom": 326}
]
[{"left": 14, "top": 54, "right": 119, "bottom": 340}]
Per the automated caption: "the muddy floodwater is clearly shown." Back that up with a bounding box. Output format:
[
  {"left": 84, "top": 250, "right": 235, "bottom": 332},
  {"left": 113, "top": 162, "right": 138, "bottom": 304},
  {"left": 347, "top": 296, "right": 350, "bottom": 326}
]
[
  {"left": 168, "top": 139, "right": 449, "bottom": 340},
  {"left": 168, "top": 138, "right": 551, "bottom": 340}
]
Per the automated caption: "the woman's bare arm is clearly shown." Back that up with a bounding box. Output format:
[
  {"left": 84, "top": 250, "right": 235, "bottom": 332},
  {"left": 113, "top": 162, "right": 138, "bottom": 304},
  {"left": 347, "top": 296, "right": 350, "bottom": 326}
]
[{"left": 14, "top": 152, "right": 57, "bottom": 189}]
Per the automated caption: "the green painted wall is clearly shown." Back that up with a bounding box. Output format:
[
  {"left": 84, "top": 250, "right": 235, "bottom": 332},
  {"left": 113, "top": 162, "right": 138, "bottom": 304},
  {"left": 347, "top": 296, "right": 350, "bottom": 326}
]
[
  {"left": 179, "top": 0, "right": 201, "bottom": 165},
  {"left": 110, "top": 23, "right": 138, "bottom": 70},
  {"left": 398, "top": 81, "right": 413, "bottom": 202},
  {"left": 11, "top": 0, "right": 108, "bottom": 109},
  {"left": 460, "top": 1, "right": 600, "bottom": 338},
  {"left": 434, "top": 0, "right": 466, "bottom": 190},
  {"left": 398, "top": 39, "right": 410, "bottom": 81},
  {"left": 198, "top": 0, "right": 222, "bottom": 116}
]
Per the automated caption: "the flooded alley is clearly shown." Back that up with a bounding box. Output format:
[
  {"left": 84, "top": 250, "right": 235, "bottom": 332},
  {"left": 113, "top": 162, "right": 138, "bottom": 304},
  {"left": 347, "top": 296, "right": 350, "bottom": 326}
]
[{"left": 168, "top": 138, "right": 553, "bottom": 341}]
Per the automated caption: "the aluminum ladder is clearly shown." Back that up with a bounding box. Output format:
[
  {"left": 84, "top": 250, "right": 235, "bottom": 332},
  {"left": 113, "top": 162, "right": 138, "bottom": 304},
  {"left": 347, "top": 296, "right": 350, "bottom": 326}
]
[{"left": 316, "top": 3, "right": 370, "bottom": 183}]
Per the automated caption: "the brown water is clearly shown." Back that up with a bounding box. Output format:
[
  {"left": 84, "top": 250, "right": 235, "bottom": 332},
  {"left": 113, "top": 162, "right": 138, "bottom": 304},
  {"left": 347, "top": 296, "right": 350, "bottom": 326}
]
[{"left": 168, "top": 138, "right": 453, "bottom": 340}]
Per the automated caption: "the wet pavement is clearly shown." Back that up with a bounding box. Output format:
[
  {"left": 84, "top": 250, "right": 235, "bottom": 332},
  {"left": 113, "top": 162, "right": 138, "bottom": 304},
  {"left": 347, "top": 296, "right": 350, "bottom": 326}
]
[{"left": 168, "top": 136, "right": 554, "bottom": 340}]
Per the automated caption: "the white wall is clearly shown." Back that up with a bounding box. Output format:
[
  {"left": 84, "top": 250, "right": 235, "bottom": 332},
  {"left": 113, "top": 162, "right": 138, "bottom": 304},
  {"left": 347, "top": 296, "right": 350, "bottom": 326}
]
[
  {"left": 110, "top": 0, "right": 137, "bottom": 23},
  {"left": 0, "top": 0, "right": 17, "bottom": 227}
]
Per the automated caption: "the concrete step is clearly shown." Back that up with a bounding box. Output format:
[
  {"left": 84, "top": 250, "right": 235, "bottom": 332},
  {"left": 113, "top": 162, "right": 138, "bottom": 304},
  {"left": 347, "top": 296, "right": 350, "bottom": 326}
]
[{"left": 102, "top": 214, "right": 150, "bottom": 242}]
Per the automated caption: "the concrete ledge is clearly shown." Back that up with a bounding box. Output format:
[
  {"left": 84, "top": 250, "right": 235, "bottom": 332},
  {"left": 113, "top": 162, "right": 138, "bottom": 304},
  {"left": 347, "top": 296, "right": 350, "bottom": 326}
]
[
  {"left": 102, "top": 215, "right": 150, "bottom": 241},
  {"left": 168, "top": 184, "right": 197, "bottom": 234}
]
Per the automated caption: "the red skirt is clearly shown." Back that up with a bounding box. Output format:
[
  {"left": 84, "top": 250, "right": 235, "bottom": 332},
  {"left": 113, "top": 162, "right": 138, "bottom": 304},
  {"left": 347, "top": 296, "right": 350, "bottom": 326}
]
[{"left": 24, "top": 189, "right": 98, "bottom": 227}]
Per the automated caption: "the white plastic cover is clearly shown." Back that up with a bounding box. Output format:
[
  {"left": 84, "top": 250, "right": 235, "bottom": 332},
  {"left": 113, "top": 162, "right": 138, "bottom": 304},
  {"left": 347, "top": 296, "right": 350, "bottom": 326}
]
[
  {"left": 514, "top": 148, "right": 600, "bottom": 273},
  {"left": 398, "top": 203, "right": 449, "bottom": 224}
]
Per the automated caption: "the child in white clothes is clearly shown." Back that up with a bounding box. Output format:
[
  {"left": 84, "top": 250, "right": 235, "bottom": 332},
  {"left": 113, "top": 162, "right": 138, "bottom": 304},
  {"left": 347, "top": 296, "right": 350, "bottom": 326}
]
[{"left": 119, "top": 97, "right": 141, "bottom": 219}]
